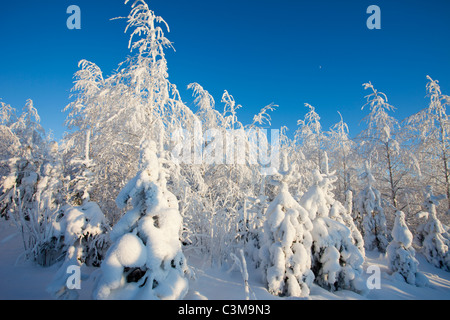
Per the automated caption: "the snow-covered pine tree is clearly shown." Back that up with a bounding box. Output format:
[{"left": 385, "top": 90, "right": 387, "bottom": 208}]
[
  {"left": 94, "top": 140, "right": 189, "bottom": 300},
  {"left": 259, "top": 155, "right": 314, "bottom": 297},
  {"left": 387, "top": 211, "right": 428, "bottom": 286},
  {"left": 300, "top": 158, "right": 364, "bottom": 292},
  {"left": 415, "top": 186, "right": 449, "bottom": 271},
  {"left": 66, "top": 157, "right": 95, "bottom": 206},
  {"left": 183, "top": 83, "right": 277, "bottom": 267},
  {"left": 295, "top": 104, "right": 327, "bottom": 177},
  {"left": 47, "top": 201, "right": 109, "bottom": 299},
  {"left": 355, "top": 161, "right": 389, "bottom": 253}
]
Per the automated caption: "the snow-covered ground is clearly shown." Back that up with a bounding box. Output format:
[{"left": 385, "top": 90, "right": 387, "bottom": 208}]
[{"left": 1, "top": 220, "right": 449, "bottom": 300}]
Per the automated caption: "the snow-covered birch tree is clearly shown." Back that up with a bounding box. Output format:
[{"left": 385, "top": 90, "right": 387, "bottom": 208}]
[
  {"left": 358, "top": 82, "right": 415, "bottom": 217},
  {"left": 405, "top": 76, "right": 450, "bottom": 213},
  {"left": 328, "top": 112, "right": 357, "bottom": 204}
]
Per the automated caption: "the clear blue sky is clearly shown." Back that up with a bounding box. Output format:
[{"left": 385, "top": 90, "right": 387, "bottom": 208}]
[{"left": 1, "top": 0, "right": 449, "bottom": 140}]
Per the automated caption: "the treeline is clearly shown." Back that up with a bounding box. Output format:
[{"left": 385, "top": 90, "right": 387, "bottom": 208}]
[{"left": 0, "top": 0, "right": 449, "bottom": 299}]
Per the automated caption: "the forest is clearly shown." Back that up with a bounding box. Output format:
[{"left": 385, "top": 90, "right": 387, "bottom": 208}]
[{"left": 0, "top": 0, "right": 449, "bottom": 300}]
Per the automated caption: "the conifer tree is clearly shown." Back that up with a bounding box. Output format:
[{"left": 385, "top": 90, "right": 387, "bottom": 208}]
[
  {"left": 259, "top": 156, "right": 314, "bottom": 297},
  {"left": 94, "top": 141, "right": 189, "bottom": 300},
  {"left": 300, "top": 157, "right": 364, "bottom": 292},
  {"left": 356, "top": 161, "right": 389, "bottom": 253},
  {"left": 415, "top": 186, "right": 450, "bottom": 271}
]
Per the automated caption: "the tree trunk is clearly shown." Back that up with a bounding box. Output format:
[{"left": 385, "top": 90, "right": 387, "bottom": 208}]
[{"left": 385, "top": 142, "right": 398, "bottom": 209}]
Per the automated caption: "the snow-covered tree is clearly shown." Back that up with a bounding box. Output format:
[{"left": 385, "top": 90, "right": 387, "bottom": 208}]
[
  {"left": 63, "top": 59, "right": 103, "bottom": 207},
  {"left": 295, "top": 104, "right": 327, "bottom": 173},
  {"left": 300, "top": 162, "right": 364, "bottom": 292},
  {"left": 47, "top": 202, "right": 109, "bottom": 299},
  {"left": 355, "top": 161, "right": 389, "bottom": 253},
  {"left": 0, "top": 101, "right": 19, "bottom": 179},
  {"left": 0, "top": 100, "right": 67, "bottom": 266},
  {"left": 31, "top": 148, "right": 67, "bottom": 266},
  {"left": 179, "top": 83, "right": 278, "bottom": 267},
  {"left": 406, "top": 76, "right": 450, "bottom": 212},
  {"left": 63, "top": 59, "right": 103, "bottom": 159},
  {"left": 259, "top": 158, "right": 314, "bottom": 297},
  {"left": 65, "top": 157, "right": 95, "bottom": 206},
  {"left": 11, "top": 99, "right": 46, "bottom": 160},
  {"left": 415, "top": 186, "right": 449, "bottom": 271},
  {"left": 319, "top": 153, "right": 365, "bottom": 256},
  {"left": 243, "top": 193, "right": 268, "bottom": 268},
  {"left": 329, "top": 195, "right": 365, "bottom": 257},
  {"left": 328, "top": 112, "right": 357, "bottom": 203},
  {"left": 1, "top": 100, "right": 45, "bottom": 220},
  {"left": 358, "top": 83, "right": 414, "bottom": 216},
  {"left": 63, "top": 0, "right": 197, "bottom": 223},
  {"left": 387, "top": 211, "right": 428, "bottom": 286},
  {"left": 94, "top": 140, "right": 189, "bottom": 300}
]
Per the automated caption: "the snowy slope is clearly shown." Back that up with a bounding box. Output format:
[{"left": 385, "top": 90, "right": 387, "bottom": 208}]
[{"left": 1, "top": 220, "right": 449, "bottom": 300}]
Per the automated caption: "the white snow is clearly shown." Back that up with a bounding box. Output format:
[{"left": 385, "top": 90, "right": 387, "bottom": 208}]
[{"left": 2, "top": 214, "right": 449, "bottom": 300}]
